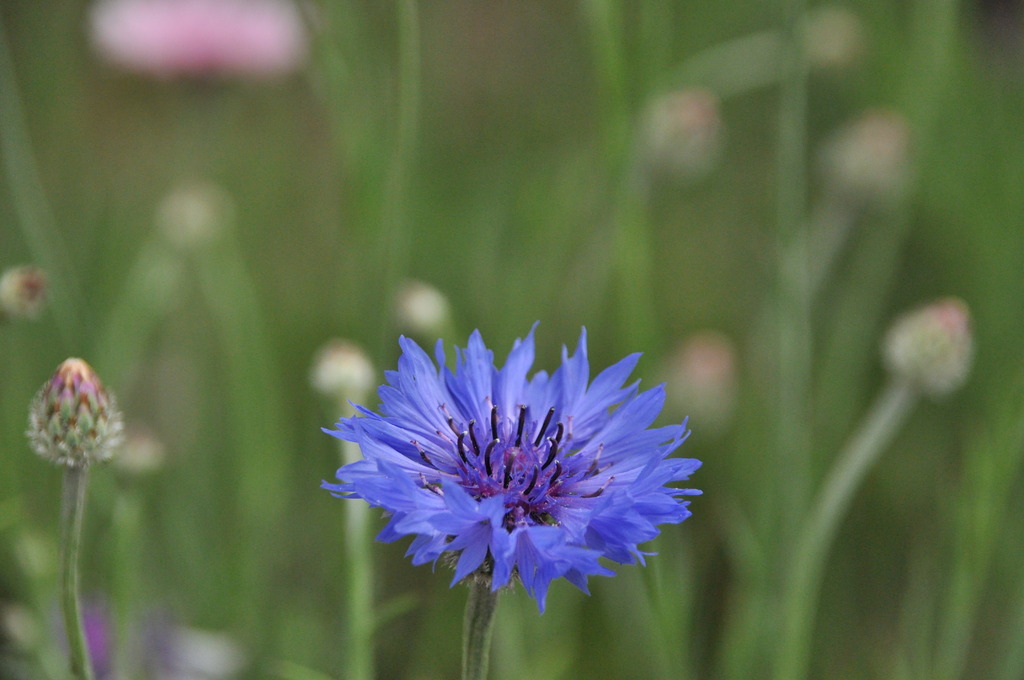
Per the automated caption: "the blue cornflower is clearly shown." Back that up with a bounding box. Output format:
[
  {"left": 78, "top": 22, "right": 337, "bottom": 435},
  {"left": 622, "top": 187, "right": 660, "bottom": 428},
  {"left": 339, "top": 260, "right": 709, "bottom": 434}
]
[{"left": 322, "top": 327, "right": 701, "bottom": 611}]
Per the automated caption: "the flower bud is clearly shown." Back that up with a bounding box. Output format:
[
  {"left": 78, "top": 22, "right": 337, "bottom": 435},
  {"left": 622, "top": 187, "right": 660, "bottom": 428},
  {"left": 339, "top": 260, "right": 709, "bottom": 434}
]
[
  {"left": 883, "top": 298, "right": 973, "bottom": 397},
  {"left": 114, "top": 425, "right": 167, "bottom": 476},
  {"left": 664, "top": 331, "right": 738, "bottom": 434},
  {"left": 820, "top": 109, "right": 912, "bottom": 207},
  {"left": 395, "top": 280, "right": 453, "bottom": 339},
  {"left": 310, "top": 340, "right": 375, "bottom": 406},
  {"left": 641, "top": 88, "right": 723, "bottom": 180},
  {"left": 0, "top": 266, "right": 48, "bottom": 321},
  {"left": 27, "top": 358, "right": 124, "bottom": 467},
  {"left": 156, "top": 182, "right": 233, "bottom": 249},
  {"left": 803, "top": 6, "right": 866, "bottom": 72},
  {"left": 0, "top": 602, "right": 40, "bottom": 651}
]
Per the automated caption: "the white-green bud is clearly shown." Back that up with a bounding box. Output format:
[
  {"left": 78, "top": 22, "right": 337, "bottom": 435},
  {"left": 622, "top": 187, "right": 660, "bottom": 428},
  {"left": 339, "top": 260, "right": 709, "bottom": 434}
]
[
  {"left": 803, "top": 6, "right": 866, "bottom": 73},
  {"left": 310, "top": 340, "right": 375, "bottom": 406},
  {"left": 395, "top": 280, "right": 453, "bottom": 339},
  {"left": 883, "top": 298, "right": 973, "bottom": 397},
  {"left": 113, "top": 425, "right": 166, "bottom": 476},
  {"left": 27, "top": 358, "right": 124, "bottom": 467},
  {"left": 156, "top": 182, "right": 233, "bottom": 249}
]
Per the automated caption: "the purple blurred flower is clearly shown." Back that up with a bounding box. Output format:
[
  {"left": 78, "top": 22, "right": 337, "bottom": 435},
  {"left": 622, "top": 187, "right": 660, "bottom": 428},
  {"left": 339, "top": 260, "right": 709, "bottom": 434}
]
[
  {"left": 323, "top": 327, "right": 701, "bottom": 611},
  {"left": 90, "top": 0, "right": 307, "bottom": 79}
]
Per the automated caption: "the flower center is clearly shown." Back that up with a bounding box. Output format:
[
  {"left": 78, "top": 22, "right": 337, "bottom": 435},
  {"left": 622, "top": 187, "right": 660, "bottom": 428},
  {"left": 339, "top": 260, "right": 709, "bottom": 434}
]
[{"left": 413, "top": 402, "right": 615, "bottom": 531}]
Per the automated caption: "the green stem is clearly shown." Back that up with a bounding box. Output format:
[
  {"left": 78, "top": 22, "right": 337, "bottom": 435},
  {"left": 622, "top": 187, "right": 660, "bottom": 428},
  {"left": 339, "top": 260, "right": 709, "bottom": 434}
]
[
  {"left": 375, "top": 0, "right": 420, "bottom": 359},
  {"left": 774, "top": 380, "right": 918, "bottom": 680},
  {"left": 340, "top": 438, "right": 374, "bottom": 680},
  {"left": 775, "top": 0, "right": 812, "bottom": 543},
  {"left": 462, "top": 580, "right": 499, "bottom": 680},
  {"left": 59, "top": 466, "right": 94, "bottom": 680}
]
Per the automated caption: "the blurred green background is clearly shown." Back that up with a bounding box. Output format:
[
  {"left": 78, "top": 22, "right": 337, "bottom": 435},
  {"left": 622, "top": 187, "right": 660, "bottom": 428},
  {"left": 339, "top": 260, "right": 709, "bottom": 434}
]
[{"left": 2, "top": 0, "right": 1024, "bottom": 679}]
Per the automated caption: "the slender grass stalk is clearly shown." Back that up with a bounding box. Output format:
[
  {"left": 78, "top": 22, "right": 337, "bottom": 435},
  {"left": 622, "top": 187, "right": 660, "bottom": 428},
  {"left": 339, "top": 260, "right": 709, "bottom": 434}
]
[
  {"left": 462, "top": 580, "right": 499, "bottom": 680},
  {"left": 0, "top": 16, "right": 81, "bottom": 346},
  {"left": 582, "top": 0, "right": 660, "bottom": 352},
  {"left": 194, "top": 229, "right": 290, "bottom": 633},
  {"left": 95, "top": 233, "right": 185, "bottom": 387},
  {"left": 774, "top": 380, "right": 918, "bottom": 680},
  {"left": 59, "top": 466, "right": 94, "bottom": 680},
  {"left": 375, "top": 0, "right": 420, "bottom": 360},
  {"left": 934, "top": 376, "right": 1024, "bottom": 680},
  {"left": 339, "top": 437, "right": 374, "bottom": 680},
  {"left": 669, "top": 31, "right": 784, "bottom": 98},
  {"left": 774, "top": 0, "right": 812, "bottom": 545},
  {"left": 110, "top": 489, "right": 144, "bottom": 678}
]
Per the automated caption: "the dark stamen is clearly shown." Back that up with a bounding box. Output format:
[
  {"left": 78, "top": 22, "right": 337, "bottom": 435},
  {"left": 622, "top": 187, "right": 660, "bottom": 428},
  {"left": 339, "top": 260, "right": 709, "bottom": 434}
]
[
  {"left": 515, "top": 405, "right": 527, "bottom": 446},
  {"left": 549, "top": 461, "right": 563, "bottom": 485},
  {"left": 412, "top": 440, "right": 436, "bottom": 469},
  {"left": 533, "top": 407, "right": 555, "bottom": 447},
  {"left": 456, "top": 431, "right": 468, "bottom": 464},
  {"left": 484, "top": 438, "right": 498, "bottom": 476},
  {"left": 586, "top": 444, "right": 604, "bottom": 477},
  {"left": 581, "top": 475, "right": 615, "bottom": 498},
  {"left": 490, "top": 405, "right": 499, "bottom": 440},
  {"left": 468, "top": 420, "right": 481, "bottom": 456},
  {"left": 503, "top": 457, "right": 513, "bottom": 488},
  {"left": 542, "top": 437, "right": 559, "bottom": 469},
  {"left": 553, "top": 422, "right": 564, "bottom": 444},
  {"left": 523, "top": 466, "right": 539, "bottom": 494},
  {"left": 447, "top": 416, "right": 459, "bottom": 436}
]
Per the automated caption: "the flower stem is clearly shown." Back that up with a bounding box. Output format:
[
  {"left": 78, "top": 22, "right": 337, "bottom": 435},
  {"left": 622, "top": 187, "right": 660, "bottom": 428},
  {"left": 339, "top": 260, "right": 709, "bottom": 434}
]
[
  {"left": 59, "top": 465, "right": 94, "bottom": 680},
  {"left": 375, "top": 0, "right": 420, "bottom": 359},
  {"left": 462, "top": 580, "right": 499, "bottom": 680},
  {"left": 774, "top": 380, "right": 917, "bottom": 680},
  {"left": 340, "top": 438, "right": 374, "bottom": 680},
  {"left": 774, "top": 0, "right": 812, "bottom": 546}
]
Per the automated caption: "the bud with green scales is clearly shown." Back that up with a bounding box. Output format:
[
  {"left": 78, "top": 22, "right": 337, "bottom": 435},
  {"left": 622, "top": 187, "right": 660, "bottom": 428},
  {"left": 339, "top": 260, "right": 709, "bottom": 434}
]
[{"left": 28, "top": 358, "right": 124, "bottom": 468}]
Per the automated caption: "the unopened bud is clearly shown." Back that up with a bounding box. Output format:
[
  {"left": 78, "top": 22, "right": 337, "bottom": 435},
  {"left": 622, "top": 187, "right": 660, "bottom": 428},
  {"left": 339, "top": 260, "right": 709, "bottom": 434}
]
[
  {"left": 27, "top": 358, "right": 124, "bottom": 467},
  {"left": 310, "top": 340, "right": 375, "bottom": 406},
  {"left": 156, "top": 182, "right": 233, "bottom": 249},
  {"left": 641, "top": 89, "right": 723, "bottom": 180},
  {"left": 395, "top": 280, "right": 452, "bottom": 339},
  {"left": 883, "top": 298, "right": 972, "bottom": 397},
  {"left": 803, "top": 6, "right": 866, "bottom": 72},
  {"left": 664, "top": 331, "right": 738, "bottom": 434},
  {"left": 0, "top": 602, "right": 40, "bottom": 650},
  {"left": 0, "top": 266, "right": 48, "bottom": 321},
  {"left": 820, "top": 109, "right": 912, "bottom": 206},
  {"left": 114, "top": 425, "right": 166, "bottom": 476}
]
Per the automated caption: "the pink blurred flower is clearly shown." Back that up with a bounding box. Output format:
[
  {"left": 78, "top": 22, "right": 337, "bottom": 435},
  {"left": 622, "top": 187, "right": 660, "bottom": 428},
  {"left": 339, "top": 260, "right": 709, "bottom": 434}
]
[{"left": 90, "top": 0, "right": 307, "bottom": 79}]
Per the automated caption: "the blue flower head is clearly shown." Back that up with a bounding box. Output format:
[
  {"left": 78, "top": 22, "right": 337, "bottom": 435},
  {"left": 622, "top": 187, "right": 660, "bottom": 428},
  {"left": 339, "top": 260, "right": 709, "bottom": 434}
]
[{"left": 322, "top": 327, "right": 701, "bottom": 611}]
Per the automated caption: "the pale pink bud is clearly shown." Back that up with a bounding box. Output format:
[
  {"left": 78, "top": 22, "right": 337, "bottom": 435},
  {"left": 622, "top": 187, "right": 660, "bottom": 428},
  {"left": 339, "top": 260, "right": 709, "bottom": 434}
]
[
  {"left": 665, "top": 332, "right": 738, "bottom": 434},
  {"left": 883, "top": 298, "right": 973, "bottom": 397},
  {"left": 641, "top": 89, "right": 723, "bottom": 180},
  {"left": 820, "top": 109, "right": 912, "bottom": 206},
  {"left": 0, "top": 266, "right": 48, "bottom": 321}
]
